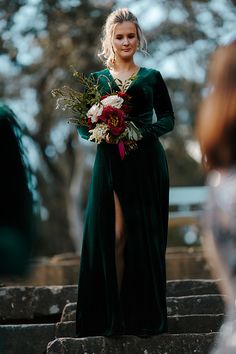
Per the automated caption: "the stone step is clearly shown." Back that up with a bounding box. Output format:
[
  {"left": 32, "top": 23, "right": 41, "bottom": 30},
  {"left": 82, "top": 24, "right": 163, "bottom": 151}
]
[
  {"left": 46, "top": 333, "right": 217, "bottom": 354},
  {"left": 61, "top": 294, "right": 225, "bottom": 322},
  {"left": 0, "top": 314, "right": 223, "bottom": 354},
  {"left": 0, "top": 285, "right": 77, "bottom": 324},
  {"left": 0, "top": 280, "right": 222, "bottom": 324},
  {"left": 167, "top": 294, "right": 225, "bottom": 316},
  {"left": 166, "top": 279, "right": 221, "bottom": 297},
  {"left": 56, "top": 314, "right": 224, "bottom": 337},
  {"left": 0, "top": 323, "right": 55, "bottom": 354}
]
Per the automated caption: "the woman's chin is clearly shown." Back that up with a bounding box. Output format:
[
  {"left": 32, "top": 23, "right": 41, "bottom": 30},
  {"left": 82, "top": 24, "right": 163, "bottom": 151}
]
[{"left": 118, "top": 53, "right": 135, "bottom": 61}]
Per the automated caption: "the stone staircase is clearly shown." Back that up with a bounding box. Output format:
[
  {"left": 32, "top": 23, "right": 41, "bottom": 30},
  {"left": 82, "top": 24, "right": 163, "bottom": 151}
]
[{"left": 0, "top": 280, "right": 224, "bottom": 354}]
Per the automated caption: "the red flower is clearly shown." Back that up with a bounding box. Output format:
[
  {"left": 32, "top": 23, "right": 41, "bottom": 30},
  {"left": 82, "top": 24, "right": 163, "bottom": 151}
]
[
  {"left": 101, "top": 94, "right": 109, "bottom": 100},
  {"left": 99, "top": 105, "right": 126, "bottom": 136},
  {"left": 87, "top": 117, "right": 94, "bottom": 129},
  {"left": 118, "top": 91, "right": 128, "bottom": 99},
  {"left": 117, "top": 92, "right": 131, "bottom": 112}
]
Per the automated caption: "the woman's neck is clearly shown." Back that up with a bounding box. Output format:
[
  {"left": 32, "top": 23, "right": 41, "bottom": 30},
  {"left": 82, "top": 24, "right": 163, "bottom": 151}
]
[{"left": 112, "top": 59, "right": 138, "bottom": 73}]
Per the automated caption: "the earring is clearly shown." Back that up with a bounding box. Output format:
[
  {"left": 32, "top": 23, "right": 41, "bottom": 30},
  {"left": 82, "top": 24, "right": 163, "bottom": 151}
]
[{"left": 112, "top": 51, "right": 116, "bottom": 64}]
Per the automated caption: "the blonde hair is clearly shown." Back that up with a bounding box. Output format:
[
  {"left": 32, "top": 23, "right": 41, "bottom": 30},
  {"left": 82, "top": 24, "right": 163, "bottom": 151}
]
[
  {"left": 98, "top": 8, "right": 147, "bottom": 68},
  {"left": 196, "top": 40, "right": 236, "bottom": 169}
]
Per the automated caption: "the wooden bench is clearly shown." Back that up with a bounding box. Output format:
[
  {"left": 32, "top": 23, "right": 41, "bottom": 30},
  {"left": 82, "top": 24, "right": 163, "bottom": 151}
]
[{"left": 169, "top": 186, "right": 209, "bottom": 227}]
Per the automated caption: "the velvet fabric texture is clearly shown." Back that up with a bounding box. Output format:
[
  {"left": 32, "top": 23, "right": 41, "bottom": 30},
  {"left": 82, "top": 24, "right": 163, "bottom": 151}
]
[{"left": 76, "top": 67, "right": 175, "bottom": 337}]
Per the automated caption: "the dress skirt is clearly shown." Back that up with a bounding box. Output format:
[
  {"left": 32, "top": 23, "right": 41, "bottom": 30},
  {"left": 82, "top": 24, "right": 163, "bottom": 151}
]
[{"left": 76, "top": 137, "right": 169, "bottom": 337}]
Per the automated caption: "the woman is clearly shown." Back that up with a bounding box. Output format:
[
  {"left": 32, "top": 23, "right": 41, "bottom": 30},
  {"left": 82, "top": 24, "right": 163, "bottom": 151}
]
[
  {"left": 76, "top": 8, "right": 175, "bottom": 337},
  {"left": 196, "top": 40, "right": 236, "bottom": 354}
]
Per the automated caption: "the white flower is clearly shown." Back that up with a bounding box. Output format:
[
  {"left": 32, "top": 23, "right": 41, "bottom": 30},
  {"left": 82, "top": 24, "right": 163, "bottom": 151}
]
[
  {"left": 87, "top": 103, "right": 103, "bottom": 123},
  {"left": 89, "top": 123, "right": 109, "bottom": 144},
  {"left": 126, "top": 121, "right": 143, "bottom": 141},
  {"left": 101, "top": 95, "right": 123, "bottom": 109},
  {"left": 86, "top": 95, "right": 124, "bottom": 123}
]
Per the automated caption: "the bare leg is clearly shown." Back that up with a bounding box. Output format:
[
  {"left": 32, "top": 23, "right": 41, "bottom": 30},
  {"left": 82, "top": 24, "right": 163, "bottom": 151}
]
[{"left": 113, "top": 191, "right": 127, "bottom": 293}]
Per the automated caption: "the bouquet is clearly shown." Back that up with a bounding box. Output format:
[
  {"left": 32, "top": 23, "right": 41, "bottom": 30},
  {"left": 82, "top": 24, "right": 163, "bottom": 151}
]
[{"left": 51, "top": 68, "right": 142, "bottom": 159}]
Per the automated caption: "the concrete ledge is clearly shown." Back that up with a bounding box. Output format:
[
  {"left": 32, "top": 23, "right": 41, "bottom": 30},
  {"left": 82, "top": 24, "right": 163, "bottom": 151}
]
[
  {"left": 0, "top": 253, "right": 80, "bottom": 286},
  {"left": 166, "top": 250, "right": 211, "bottom": 279},
  {"left": 0, "top": 248, "right": 215, "bottom": 286},
  {"left": 47, "top": 333, "right": 217, "bottom": 354}
]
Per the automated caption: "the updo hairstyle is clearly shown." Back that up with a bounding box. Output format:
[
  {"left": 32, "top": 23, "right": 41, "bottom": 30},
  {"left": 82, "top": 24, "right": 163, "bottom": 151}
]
[{"left": 98, "top": 8, "right": 147, "bottom": 68}]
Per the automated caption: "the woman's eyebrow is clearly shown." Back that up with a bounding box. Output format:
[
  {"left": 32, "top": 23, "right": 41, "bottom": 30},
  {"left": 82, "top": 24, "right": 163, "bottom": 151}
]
[{"left": 115, "top": 32, "right": 136, "bottom": 36}]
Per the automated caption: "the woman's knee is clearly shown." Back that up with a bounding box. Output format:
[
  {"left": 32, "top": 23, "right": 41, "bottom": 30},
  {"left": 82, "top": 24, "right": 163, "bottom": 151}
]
[
  {"left": 113, "top": 191, "right": 127, "bottom": 252},
  {"left": 116, "top": 233, "right": 126, "bottom": 253}
]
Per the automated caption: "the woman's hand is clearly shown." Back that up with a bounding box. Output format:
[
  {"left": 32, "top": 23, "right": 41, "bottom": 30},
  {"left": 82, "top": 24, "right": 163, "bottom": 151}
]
[{"left": 105, "top": 133, "right": 117, "bottom": 144}]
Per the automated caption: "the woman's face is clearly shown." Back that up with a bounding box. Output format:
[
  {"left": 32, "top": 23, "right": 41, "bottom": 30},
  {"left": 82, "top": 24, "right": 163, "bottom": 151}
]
[{"left": 112, "top": 21, "right": 139, "bottom": 61}]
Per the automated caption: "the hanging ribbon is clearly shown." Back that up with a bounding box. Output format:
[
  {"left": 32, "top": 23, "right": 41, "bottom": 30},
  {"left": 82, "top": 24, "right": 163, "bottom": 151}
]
[{"left": 118, "top": 141, "right": 125, "bottom": 160}]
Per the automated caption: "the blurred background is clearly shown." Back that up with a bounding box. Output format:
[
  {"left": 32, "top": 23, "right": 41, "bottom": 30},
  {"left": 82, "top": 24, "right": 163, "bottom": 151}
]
[{"left": 0, "top": 0, "right": 235, "bottom": 257}]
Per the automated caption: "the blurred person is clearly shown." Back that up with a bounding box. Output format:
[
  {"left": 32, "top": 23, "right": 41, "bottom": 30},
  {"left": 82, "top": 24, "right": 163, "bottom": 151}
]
[
  {"left": 0, "top": 103, "right": 36, "bottom": 276},
  {"left": 196, "top": 39, "right": 236, "bottom": 354},
  {"left": 76, "top": 8, "right": 175, "bottom": 337}
]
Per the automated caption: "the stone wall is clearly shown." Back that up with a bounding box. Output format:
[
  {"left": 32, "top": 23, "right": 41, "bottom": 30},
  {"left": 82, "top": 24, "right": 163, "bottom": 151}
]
[{"left": 0, "top": 247, "right": 214, "bottom": 287}]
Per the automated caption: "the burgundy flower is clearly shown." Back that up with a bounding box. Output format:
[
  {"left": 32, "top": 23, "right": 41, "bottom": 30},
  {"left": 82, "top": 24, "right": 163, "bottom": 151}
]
[
  {"left": 99, "top": 105, "right": 126, "bottom": 136},
  {"left": 117, "top": 91, "right": 128, "bottom": 99},
  {"left": 101, "top": 94, "right": 109, "bottom": 100},
  {"left": 87, "top": 116, "right": 94, "bottom": 129},
  {"left": 118, "top": 92, "right": 131, "bottom": 112}
]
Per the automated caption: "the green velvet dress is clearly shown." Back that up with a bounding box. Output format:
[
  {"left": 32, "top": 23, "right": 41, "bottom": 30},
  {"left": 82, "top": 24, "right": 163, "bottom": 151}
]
[{"left": 76, "top": 67, "right": 175, "bottom": 337}]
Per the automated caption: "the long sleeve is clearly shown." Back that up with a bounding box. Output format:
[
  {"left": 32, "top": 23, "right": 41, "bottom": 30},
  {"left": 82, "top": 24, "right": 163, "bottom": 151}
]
[
  {"left": 139, "top": 71, "right": 175, "bottom": 139},
  {"left": 77, "top": 125, "right": 90, "bottom": 140}
]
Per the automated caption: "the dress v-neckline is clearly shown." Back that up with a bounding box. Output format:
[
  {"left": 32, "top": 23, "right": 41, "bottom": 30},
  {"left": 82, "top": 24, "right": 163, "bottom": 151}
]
[{"left": 105, "top": 67, "right": 143, "bottom": 93}]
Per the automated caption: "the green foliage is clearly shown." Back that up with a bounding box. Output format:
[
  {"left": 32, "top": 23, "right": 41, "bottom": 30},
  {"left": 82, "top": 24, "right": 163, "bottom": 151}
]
[
  {"left": 51, "top": 70, "right": 102, "bottom": 125},
  {"left": 113, "top": 72, "right": 137, "bottom": 92}
]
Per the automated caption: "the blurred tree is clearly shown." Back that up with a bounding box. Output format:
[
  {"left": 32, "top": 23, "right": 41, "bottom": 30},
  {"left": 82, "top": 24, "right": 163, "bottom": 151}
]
[
  {"left": 0, "top": 0, "right": 235, "bottom": 254},
  {"left": 126, "top": 0, "right": 235, "bottom": 186},
  {"left": 0, "top": 0, "right": 112, "bottom": 254}
]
